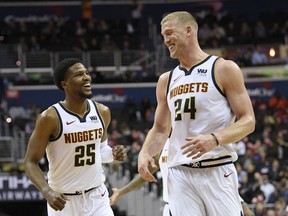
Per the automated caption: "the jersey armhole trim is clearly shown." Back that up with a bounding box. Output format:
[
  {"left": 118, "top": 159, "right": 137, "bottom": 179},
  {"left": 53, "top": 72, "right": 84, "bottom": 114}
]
[
  {"left": 212, "top": 57, "right": 226, "bottom": 98},
  {"left": 92, "top": 100, "right": 105, "bottom": 130},
  {"left": 166, "top": 69, "right": 174, "bottom": 97},
  {"left": 49, "top": 105, "right": 63, "bottom": 142}
]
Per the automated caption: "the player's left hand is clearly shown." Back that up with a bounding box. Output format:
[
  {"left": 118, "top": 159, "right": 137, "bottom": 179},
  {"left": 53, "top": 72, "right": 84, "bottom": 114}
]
[
  {"left": 109, "top": 188, "right": 121, "bottom": 205},
  {"left": 112, "top": 145, "right": 127, "bottom": 161},
  {"left": 181, "top": 134, "right": 218, "bottom": 159}
]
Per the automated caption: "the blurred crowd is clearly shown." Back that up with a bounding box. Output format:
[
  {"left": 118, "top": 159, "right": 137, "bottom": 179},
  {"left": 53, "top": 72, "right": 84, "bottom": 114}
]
[
  {"left": 0, "top": 6, "right": 287, "bottom": 52},
  {"left": 0, "top": 5, "right": 287, "bottom": 65}
]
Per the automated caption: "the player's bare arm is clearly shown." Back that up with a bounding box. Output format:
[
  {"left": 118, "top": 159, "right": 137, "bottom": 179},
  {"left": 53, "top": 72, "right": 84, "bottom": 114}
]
[
  {"left": 97, "top": 102, "right": 127, "bottom": 161},
  {"left": 24, "top": 107, "right": 68, "bottom": 211},
  {"left": 110, "top": 154, "right": 160, "bottom": 205},
  {"left": 181, "top": 58, "right": 255, "bottom": 159},
  {"left": 213, "top": 58, "right": 255, "bottom": 143},
  {"left": 138, "top": 72, "right": 171, "bottom": 182},
  {"left": 242, "top": 201, "right": 255, "bottom": 216}
]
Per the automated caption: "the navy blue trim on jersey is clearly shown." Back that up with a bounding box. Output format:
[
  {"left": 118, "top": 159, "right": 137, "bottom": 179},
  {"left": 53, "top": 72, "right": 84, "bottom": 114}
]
[
  {"left": 92, "top": 100, "right": 105, "bottom": 130},
  {"left": 178, "top": 55, "right": 213, "bottom": 75},
  {"left": 50, "top": 106, "right": 63, "bottom": 142},
  {"left": 58, "top": 100, "right": 90, "bottom": 123},
  {"left": 166, "top": 69, "right": 174, "bottom": 97},
  {"left": 211, "top": 57, "right": 226, "bottom": 98}
]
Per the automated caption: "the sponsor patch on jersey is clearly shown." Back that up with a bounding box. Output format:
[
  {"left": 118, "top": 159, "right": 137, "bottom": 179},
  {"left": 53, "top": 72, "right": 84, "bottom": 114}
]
[
  {"left": 197, "top": 68, "right": 207, "bottom": 76},
  {"left": 90, "top": 116, "right": 99, "bottom": 123}
]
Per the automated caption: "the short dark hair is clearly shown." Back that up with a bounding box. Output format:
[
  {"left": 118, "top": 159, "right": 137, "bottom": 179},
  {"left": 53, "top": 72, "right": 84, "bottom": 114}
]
[{"left": 53, "top": 58, "right": 83, "bottom": 90}]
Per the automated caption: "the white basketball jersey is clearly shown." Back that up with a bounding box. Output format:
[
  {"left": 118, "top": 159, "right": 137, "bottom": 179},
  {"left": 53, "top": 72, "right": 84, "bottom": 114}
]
[
  {"left": 47, "top": 99, "right": 104, "bottom": 192},
  {"left": 166, "top": 55, "right": 238, "bottom": 167},
  {"left": 159, "top": 140, "right": 169, "bottom": 203}
]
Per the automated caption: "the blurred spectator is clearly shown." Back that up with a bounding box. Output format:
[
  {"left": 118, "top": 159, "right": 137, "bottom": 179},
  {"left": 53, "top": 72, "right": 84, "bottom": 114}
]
[
  {"left": 88, "top": 36, "right": 101, "bottom": 50},
  {"left": 122, "top": 39, "right": 131, "bottom": 52},
  {"left": 276, "top": 129, "right": 288, "bottom": 160},
  {"left": 260, "top": 174, "right": 275, "bottom": 203},
  {"left": 233, "top": 139, "right": 246, "bottom": 165},
  {"left": 266, "top": 209, "right": 276, "bottom": 216},
  {"left": 235, "top": 47, "right": 253, "bottom": 67},
  {"left": 145, "top": 106, "right": 155, "bottom": 122},
  {"left": 8, "top": 101, "right": 27, "bottom": 120},
  {"left": 101, "top": 33, "right": 118, "bottom": 51},
  {"left": 254, "top": 20, "right": 267, "bottom": 43},
  {"left": 86, "top": 19, "right": 98, "bottom": 37},
  {"left": 211, "top": 23, "right": 226, "bottom": 47},
  {"left": 97, "top": 19, "right": 110, "bottom": 35},
  {"left": 82, "top": 0, "right": 93, "bottom": 21},
  {"left": 198, "top": 22, "right": 212, "bottom": 47},
  {"left": 129, "top": 0, "right": 143, "bottom": 34},
  {"left": 139, "top": 96, "right": 151, "bottom": 121},
  {"left": 254, "top": 201, "right": 266, "bottom": 216},
  {"left": 74, "top": 20, "right": 86, "bottom": 37},
  {"left": 269, "top": 159, "right": 282, "bottom": 182},
  {"left": 28, "top": 35, "right": 41, "bottom": 53},
  {"left": 8, "top": 101, "right": 29, "bottom": 130},
  {"left": 239, "top": 21, "right": 253, "bottom": 44},
  {"left": 269, "top": 21, "right": 283, "bottom": 43},
  {"left": 251, "top": 46, "right": 268, "bottom": 65},
  {"left": 127, "top": 140, "right": 141, "bottom": 179},
  {"left": 225, "top": 21, "right": 237, "bottom": 45}
]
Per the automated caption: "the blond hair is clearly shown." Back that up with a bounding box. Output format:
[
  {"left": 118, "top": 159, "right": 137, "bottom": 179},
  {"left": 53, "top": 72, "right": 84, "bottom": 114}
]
[{"left": 161, "top": 11, "right": 198, "bottom": 31}]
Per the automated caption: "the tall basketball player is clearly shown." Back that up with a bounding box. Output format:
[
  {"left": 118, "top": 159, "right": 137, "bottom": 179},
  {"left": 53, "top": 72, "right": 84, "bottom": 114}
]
[{"left": 138, "top": 11, "right": 255, "bottom": 216}]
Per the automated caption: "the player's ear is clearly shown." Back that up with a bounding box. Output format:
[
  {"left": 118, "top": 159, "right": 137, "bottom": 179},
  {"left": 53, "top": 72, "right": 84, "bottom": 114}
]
[
  {"left": 186, "top": 25, "right": 192, "bottom": 37},
  {"left": 61, "top": 81, "right": 67, "bottom": 90}
]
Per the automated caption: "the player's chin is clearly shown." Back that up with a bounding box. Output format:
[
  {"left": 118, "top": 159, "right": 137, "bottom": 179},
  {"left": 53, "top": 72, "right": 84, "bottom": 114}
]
[
  {"left": 169, "top": 52, "right": 177, "bottom": 59},
  {"left": 80, "top": 92, "right": 93, "bottom": 99}
]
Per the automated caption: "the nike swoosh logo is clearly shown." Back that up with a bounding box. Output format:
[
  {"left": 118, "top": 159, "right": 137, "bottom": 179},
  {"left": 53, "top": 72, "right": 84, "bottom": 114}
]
[
  {"left": 101, "top": 190, "right": 106, "bottom": 197},
  {"left": 66, "top": 120, "right": 76, "bottom": 125},
  {"left": 224, "top": 172, "right": 233, "bottom": 178},
  {"left": 173, "top": 75, "right": 182, "bottom": 82}
]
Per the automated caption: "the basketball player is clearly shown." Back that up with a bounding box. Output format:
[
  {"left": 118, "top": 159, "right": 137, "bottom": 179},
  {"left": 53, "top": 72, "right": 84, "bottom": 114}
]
[
  {"left": 111, "top": 139, "right": 255, "bottom": 216},
  {"left": 24, "top": 58, "right": 127, "bottom": 216},
  {"left": 138, "top": 11, "right": 255, "bottom": 216}
]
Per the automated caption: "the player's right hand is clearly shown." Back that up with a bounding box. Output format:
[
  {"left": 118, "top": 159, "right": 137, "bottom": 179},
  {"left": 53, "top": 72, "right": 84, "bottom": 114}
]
[{"left": 138, "top": 152, "right": 157, "bottom": 182}]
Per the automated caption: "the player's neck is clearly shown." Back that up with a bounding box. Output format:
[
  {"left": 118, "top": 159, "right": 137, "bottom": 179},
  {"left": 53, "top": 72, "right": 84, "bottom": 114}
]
[
  {"left": 179, "top": 51, "right": 209, "bottom": 70},
  {"left": 61, "top": 99, "right": 88, "bottom": 116}
]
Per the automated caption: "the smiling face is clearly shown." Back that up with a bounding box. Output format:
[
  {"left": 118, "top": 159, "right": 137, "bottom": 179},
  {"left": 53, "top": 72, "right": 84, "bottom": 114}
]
[
  {"left": 160, "top": 11, "right": 198, "bottom": 60},
  {"left": 62, "top": 63, "right": 93, "bottom": 99},
  {"left": 161, "top": 19, "right": 187, "bottom": 59}
]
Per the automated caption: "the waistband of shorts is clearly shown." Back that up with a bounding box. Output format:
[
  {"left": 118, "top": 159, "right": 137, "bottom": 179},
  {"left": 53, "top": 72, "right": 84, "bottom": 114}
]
[
  {"left": 181, "top": 155, "right": 232, "bottom": 169},
  {"left": 63, "top": 186, "right": 97, "bottom": 196}
]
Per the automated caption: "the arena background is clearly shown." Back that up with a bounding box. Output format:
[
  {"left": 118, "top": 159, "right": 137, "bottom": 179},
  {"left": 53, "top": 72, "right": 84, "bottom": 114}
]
[{"left": 0, "top": 0, "right": 288, "bottom": 215}]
